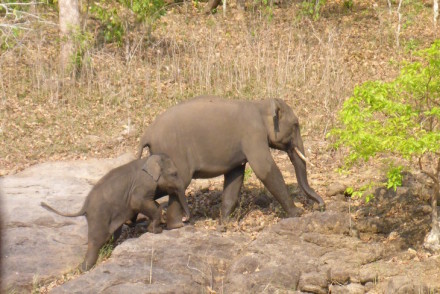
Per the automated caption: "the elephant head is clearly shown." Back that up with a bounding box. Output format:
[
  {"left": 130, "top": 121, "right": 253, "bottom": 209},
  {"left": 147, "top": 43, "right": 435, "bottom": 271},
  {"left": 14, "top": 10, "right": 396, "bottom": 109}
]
[
  {"left": 260, "top": 99, "right": 325, "bottom": 208},
  {"left": 144, "top": 154, "right": 191, "bottom": 218}
]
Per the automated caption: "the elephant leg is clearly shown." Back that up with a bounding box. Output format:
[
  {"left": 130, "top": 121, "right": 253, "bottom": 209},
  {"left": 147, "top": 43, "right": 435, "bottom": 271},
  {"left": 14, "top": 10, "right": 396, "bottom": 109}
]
[
  {"left": 81, "top": 226, "right": 111, "bottom": 272},
  {"left": 155, "top": 200, "right": 167, "bottom": 224},
  {"left": 124, "top": 214, "right": 138, "bottom": 228},
  {"left": 141, "top": 200, "right": 163, "bottom": 234},
  {"left": 244, "top": 144, "right": 302, "bottom": 218},
  {"left": 166, "top": 195, "right": 184, "bottom": 230},
  {"left": 220, "top": 164, "right": 246, "bottom": 221},
  {"left": 112, "top": 225, "right": 123, "bottom": 241}
]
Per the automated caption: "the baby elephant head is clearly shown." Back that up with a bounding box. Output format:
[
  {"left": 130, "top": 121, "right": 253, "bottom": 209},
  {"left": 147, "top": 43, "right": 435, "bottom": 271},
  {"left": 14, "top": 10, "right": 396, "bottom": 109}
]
[
  {"left": 143, "top": 154, "right": 180, "bottom": 186},
  {"left": 143, "top": 154, "right": 190, "bottom": 218}
]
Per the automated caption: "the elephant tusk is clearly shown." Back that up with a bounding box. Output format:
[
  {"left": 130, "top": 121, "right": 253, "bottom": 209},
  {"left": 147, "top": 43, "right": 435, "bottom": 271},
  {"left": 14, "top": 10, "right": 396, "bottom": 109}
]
[{"left": 294, "top": 147, "right": 315, "bottom": 167}]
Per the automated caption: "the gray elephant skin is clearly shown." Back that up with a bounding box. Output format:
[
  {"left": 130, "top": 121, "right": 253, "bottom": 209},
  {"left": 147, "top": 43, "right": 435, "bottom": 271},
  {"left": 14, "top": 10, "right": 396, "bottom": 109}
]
[
  {"left": 138, "top": 96, "right": 324, "bottom": 226},
  {"left": 41, "top": 154, "right": 190, "bottom": 271}
]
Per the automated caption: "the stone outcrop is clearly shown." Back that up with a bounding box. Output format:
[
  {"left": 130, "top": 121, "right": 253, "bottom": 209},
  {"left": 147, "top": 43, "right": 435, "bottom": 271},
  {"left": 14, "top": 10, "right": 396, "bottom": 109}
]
[{"left": 2, "top": 155, "right": 440, "bottom": 293}]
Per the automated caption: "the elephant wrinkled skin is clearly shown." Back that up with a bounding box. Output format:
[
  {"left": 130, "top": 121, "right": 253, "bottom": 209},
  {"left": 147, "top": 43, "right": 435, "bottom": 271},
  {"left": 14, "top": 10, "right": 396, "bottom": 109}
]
[
  {"left": 138, "top": 96, "right": 325, "bottom": 225},
  {"left": 41, "top": 154, "right": 189, "bottom": 271}
]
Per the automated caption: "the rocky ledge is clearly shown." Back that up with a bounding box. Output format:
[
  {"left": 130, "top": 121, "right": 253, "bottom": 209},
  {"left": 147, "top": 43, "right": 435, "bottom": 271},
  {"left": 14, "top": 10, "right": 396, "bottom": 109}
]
[{"left": 1, "top": 154, "right": 440, "bottom": 293}]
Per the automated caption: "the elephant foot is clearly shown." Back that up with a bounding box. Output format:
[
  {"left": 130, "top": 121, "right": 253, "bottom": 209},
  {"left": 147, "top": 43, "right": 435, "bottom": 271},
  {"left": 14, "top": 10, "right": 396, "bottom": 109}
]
[
  {"left": 167, "top": 220, "right": 184, "bottom": 230},
  {"left": 287, "top": 206, "right": 303, "bottom": 218},
  {"left": 147, "top": 223, "right": 163, "bottom": 234},
  {"left": 79, "top": 260, "right": 94, "bottom": 272},
  {"left": 216, "top": 216, "right": 236, "bottom": 232}
]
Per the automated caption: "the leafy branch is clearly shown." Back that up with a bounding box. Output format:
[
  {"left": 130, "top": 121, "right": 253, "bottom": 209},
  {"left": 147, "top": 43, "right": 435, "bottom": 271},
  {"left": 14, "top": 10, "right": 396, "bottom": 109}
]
[{"left": 331, "top": 40, "right": 440, "bottom": 250}]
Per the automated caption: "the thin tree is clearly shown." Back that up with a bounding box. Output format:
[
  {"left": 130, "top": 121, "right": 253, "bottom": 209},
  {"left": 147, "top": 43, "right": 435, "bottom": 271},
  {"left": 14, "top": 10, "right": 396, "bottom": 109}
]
[
  {"left": 435, "top": 0, "right": 439, "bottom": 27},
  {"left": 332, "top": 41, "right": 440, "bottom": 251},
  {"left": 58, "top": 0, "right": 80, "bottom": 75}
]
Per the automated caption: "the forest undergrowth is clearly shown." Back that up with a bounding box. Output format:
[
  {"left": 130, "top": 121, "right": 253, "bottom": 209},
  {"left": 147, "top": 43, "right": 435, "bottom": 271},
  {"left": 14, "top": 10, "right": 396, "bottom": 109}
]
[{"left": 1, "top": 0, "right": 437, "bottom": 176}]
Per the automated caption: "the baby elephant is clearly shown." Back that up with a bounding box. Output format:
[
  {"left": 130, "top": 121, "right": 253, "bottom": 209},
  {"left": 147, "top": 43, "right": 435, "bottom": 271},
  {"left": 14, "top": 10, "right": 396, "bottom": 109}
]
[{"left": 41, "top": 154, "right": 190, "bottom": 271}]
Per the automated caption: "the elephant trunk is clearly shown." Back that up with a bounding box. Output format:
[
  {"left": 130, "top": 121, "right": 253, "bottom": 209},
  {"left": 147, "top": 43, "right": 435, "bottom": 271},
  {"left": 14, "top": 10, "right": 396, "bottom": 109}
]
[
  {"left": 176, "top": 186, "right": 191, "bottom": 220},
  {"left": 137, "top": 130, "right": 151, "bottom": 158},
  {"left": 288, "top": 142, "right": 325, "bottom": 208}
]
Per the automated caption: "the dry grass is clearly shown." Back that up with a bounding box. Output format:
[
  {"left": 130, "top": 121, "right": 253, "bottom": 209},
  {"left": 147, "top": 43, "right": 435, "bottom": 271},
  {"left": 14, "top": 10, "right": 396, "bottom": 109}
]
[{"left": 0, "top": 0, "right": 436, "bottom": 177}]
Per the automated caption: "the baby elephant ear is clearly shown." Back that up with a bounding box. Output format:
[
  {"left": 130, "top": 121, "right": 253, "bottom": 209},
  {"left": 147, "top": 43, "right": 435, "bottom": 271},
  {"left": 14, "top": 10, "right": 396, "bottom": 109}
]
[{"left": 143, "top": 155, "right": 162, "bottom": 182}]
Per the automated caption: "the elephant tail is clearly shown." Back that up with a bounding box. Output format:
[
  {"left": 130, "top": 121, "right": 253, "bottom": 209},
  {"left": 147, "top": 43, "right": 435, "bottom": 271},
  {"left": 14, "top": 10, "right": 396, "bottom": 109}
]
[
  {"left": 40, "top": 201, "right": 86, "bottom": 218},
  {"left": 137, "top": 129, "right": 151, "bottom": 159}
]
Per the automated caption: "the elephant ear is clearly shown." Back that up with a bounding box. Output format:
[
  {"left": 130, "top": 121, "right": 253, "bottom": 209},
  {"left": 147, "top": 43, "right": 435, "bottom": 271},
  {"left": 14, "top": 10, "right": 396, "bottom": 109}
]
[
  {"left": 143, "top": 155, "right": 162, "bottom": 182},
  {"left": 270, "top": 99, "right": 281, "bottom": 133}
]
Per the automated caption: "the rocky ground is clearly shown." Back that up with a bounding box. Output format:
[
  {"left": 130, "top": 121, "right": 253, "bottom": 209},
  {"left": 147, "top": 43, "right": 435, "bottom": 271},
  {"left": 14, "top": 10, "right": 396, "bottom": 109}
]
[{"left": 1, "top": 152, "right": 440, "bottom": 293}]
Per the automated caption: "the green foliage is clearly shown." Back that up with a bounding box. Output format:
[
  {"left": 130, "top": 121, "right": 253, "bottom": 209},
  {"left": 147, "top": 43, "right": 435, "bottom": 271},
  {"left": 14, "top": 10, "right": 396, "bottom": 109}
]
[
  {"left": 1, "top": 27, "right": 20, "bottom": 51},
  {"left": 69, "top": 29, "right": 94, "bottom": 71},
  {"left": 331, "top": 40, "right": 440, "bottom": 194},
  {"left": 299, "top": 0, "right": 326, "bottom": 20},
  {"left": 386, "top": 165, "right": 403, "bottom": 191},
  {"left": 404, "top": 38, "right": 420, "bottom": 53},
  {"left": 90, "top": 3, "right": 124, "bottom": 44},
  {"left": 90, "top": 0, "right": 166, "bottom": 45},
  {"left": 345, "top": 182, "right": 375, "bottom": 203},
  {"left": 244, "top": 167, "right": 253, "bottom": 183},
  {"left": 121, "top": 0, "right": 166, "bottom": 22},
  {"left": 342, "top": 0, "right": 353, "bottom": 11},
  {"left": 0, "top": 1, "right": 32, "bottom": 51},
  {"left": 98, "top": 238, "right": 114, "bottom": 261},
  {"left": 260, "top": 0, "right": 274, "bottom": 21}
]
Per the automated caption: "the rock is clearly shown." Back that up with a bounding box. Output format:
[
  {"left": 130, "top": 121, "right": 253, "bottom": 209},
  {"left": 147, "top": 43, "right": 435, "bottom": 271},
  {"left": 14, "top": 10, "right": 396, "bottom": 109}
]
[
  {"left": 3, "top": 156, "right": 440, "bottom": 292},
  {"left": 359, "top": 268, "right": 379, "bottom": 284},
  {"left": 388, "top": 231, "right": 400, "bottom": 241},
  {"left": 271, "top": 211, "right": 351, "bottom": 236},
  {"left": 395, "top": 186, "right": 409, "bottom": 196},
  {"left": 52, "top": 226, "right": 249, "bottom": 294},
  {"left": 0, "top": 153, "right": 135, "bottom": 293},
  {"left": 299, "top": 272, "right": 328, "bottom": 294},
  {"left": 327, "top": 183, "right": 347, "bottom": 196},
  {"left": 189, "top": 176, "right": 222, "bottom": 192},
  {"left": 190, "top": 179, "right": 212, "bottom": 191},
  {"left": 386, "top": 276, "right": 429, "bottom": 294},
  {"left": 364, "top": 281, "right": 374, "bottom": 291},
  {"left": 415, "top": 204, "right": 432, "bottom": 215},
  {"left": 424, "top": 226, "right": 440, "bottom": 252},
  {"left": 330, "top": 268, "right": 350, "bottom": 284},
  {"left": 326, "top": 200, "right": 350, "bottom": 213},
  {"left": 407, "top": 248, "right": 417, "bottom": 256},
  {"left": 329, "top": 283, "right": 365, "bottom": 294}
]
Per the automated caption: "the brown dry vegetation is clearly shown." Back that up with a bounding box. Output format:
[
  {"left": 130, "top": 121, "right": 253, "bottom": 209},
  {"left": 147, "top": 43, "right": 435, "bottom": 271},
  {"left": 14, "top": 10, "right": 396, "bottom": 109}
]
[{"left": 1, "top": 0, "right": 437, "bottom": 176}]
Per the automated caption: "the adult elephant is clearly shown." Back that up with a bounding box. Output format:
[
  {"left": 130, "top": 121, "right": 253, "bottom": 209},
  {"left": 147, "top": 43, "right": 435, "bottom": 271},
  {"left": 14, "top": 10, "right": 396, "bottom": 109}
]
[{"left": 137, "top": 96, "right": 324, "bottom": 226}]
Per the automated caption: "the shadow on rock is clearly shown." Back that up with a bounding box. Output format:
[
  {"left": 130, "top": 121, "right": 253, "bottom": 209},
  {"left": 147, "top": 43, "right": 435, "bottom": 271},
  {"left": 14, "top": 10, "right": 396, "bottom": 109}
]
[{"left": 352, "top": 172, "right": 432, "bottom": 250}]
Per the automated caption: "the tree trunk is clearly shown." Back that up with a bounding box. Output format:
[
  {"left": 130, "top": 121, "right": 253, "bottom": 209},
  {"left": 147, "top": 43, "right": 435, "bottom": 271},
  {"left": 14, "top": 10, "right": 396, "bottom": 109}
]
[
  {"left": 58, "top": 0, "right": 81, "bottom": 75},
  {"left": 424, "top": 178, "right": 440, "bottom": 251},
  {"left": 435, "top": 0, "right": 439, "bottom": 27},
  {"left": 204, "top": 0, "right": 222, "bottom": 14}
]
